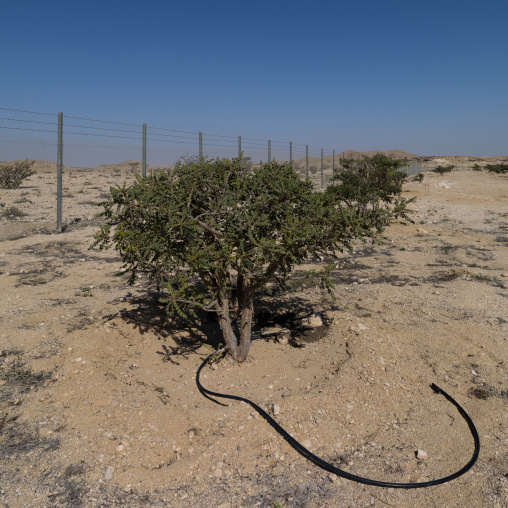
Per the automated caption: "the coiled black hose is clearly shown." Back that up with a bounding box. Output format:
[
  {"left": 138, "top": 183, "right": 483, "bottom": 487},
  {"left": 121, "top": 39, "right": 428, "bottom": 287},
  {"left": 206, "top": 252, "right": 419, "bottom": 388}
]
[{"left": 196, "top": 348, "right": 480, "bottom": 489}]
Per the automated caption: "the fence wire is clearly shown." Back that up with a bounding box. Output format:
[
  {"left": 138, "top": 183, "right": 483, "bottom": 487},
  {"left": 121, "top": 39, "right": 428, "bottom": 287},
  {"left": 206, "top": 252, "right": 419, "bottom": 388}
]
[{"left": 1, "top": 108, "right": 433, "bottom": 241}]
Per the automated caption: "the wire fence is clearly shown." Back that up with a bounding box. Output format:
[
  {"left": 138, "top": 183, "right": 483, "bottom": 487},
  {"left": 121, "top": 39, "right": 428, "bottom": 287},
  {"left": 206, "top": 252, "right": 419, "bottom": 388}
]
[{"left": 1, "top": 107, "right": 443, "bottom": 241}]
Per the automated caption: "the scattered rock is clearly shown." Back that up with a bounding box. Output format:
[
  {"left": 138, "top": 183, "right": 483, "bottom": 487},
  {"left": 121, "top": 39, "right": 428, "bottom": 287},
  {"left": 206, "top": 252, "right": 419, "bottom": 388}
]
[
  {"left": 350, "top": 323, "right": 368, "bottom": 334},
  {"left": 273, "top": 404, "right": 280, "bottom": 416},
  {"left": 416, "top": 449, "right": 428, "bottom": 461},
  {"left": 104, "top": 466, "right": 114, "bottom": 480},
  {"left": 276, "top": 328, "right": 291, "bottom": 345},
  {"left": 302, "top": 313, "right": 323, "bottom": 328}
]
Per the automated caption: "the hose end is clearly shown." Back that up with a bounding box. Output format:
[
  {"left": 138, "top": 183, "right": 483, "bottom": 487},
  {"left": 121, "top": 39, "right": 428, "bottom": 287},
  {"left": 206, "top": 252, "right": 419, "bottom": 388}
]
[{"left": 430, "top": 383, "right": 442, "bottom": 394}]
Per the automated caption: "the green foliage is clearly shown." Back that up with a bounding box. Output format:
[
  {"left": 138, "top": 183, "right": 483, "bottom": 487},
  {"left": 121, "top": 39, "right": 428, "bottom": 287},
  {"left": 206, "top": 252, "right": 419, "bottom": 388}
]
[
  {"left": 412, "top": 173, "right": 425, "bottom": 183},
  {"left": 0, "top": 160, "right": 36, "bottom": 189},
  {"left": 328, "top": 154, "right": 412, "bottom": 216},
  {"left": 92, "top": 155, "right": 413, "bottom": 361},
  {"left": 432, "top": 165, "right": 454, "bottom": 175},
  {"left": 472, "top": 163, "right": 482, "bottom": 171},
  {"left": 485, "top": 163, "right": 508, "bottom": 174}
]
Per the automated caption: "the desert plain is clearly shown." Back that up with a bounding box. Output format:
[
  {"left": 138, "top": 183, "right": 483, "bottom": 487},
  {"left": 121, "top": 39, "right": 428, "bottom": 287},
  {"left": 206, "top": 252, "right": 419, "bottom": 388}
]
[{"left": 0, "top": 156, "right": 507, "bottom": 507}]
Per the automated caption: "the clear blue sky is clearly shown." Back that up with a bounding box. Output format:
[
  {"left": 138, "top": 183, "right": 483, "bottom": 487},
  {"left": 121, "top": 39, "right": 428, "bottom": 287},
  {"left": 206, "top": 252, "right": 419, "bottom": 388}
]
[{"left": 1, "top": 0, "right": 507, "bottom": 156}]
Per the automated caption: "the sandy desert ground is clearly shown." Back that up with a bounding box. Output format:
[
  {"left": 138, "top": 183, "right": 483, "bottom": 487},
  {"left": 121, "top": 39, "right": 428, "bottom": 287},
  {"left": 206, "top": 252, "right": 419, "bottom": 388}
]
[{"left": 0, "top": 160, "right": 507, "bottom": 507}]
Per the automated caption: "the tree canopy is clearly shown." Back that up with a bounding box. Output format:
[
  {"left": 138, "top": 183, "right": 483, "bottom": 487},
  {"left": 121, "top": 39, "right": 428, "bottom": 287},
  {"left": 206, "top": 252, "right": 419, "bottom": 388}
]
[{"left": 92, "top": 155, "right": 413, "bottom": 361}]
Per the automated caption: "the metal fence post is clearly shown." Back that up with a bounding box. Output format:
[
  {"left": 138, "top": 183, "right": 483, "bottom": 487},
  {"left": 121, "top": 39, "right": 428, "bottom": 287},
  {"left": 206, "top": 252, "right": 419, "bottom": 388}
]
[
  {"left": 306, "top": 145, "right": 309, "bottom": 178},
  {"left": 238, "top": 135, "right": 241, "bottom": 159},
  {"left": 199, "top": 132, "right": 203, "bottom": 159},
  {"left": 56, "top": 112, "right": 63, "bottom": 232},
  {"left": 321, "top": 148, "right": 324, "bottom": 188},
  {"left": 268, "top": 140, "right": 271, "bottom": 164},
  {"left": 289, "top": 141, "right": 292, "bottom": 164},
  {"left": 142, "top": 123, "right": 147, "bottom": 177},
  {"left": 332, "top": 149, "right": 335, "bottom": 181}
]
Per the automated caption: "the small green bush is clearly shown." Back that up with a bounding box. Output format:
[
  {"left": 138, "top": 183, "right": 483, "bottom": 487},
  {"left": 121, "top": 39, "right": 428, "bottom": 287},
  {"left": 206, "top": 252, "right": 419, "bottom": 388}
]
[
  {"left": 484, "top": 163, "right": 508, "bottom": 174},
  {"left": 472, "top": 163, "right": 482, "bottom": 171},
  {"left": 327, "top": 153, "right": 412, "bottom": 215},
  {"left": 0, "top": 160, "right": 36, "bottom": 189},
  {"left": 432, "top": 165, "right": 454, "bottom": 175},
  {"left": 412, "top": 173, "right": 425, "bottom": 183}
]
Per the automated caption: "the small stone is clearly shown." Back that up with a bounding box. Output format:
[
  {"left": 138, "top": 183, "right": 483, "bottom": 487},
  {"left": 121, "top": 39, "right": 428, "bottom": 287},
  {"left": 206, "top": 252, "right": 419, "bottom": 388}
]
[
  {"left": 104, "top": 466, "right": 114, "bottom": 480},
  {"left": 188, "top": 430, "right": 195, "bottom": 439},
  {"left": 214, "top": 468, "right": 223, "bottom": 478},
  {"left": 282, "top": 390, "right": 292, "bottom": 398},
  {"left": 116, "top": 444, "right": 125, "bottom": 452},
  {"left": 276, "top": 329, "right": 291, "bottom": 345},
  {"left": 302, "top": 313, "right": 323, "bottom": 328},
  {"left": 472, "top": 370, "right": 478, "bottom": 376},
  {"left": 416, "top": 449, "right": 428, "bottom": 461},
  {"left": 123, "top": 484, "right": 132, "bottom": 493},
  {"left": 350, "top": 323, "right": 367, "bottom": 334},
  {"left": 273, "top": 404, "right": 280, "bottom": 416},
  {"left": 501, "top": 273, "right": 508, "bottom": 277},
  {"left": 302, "top": 439, "right": 312, "bottom": 449}
]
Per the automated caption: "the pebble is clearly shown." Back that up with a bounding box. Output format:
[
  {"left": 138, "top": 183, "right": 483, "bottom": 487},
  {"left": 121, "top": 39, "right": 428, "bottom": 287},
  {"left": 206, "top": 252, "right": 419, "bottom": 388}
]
[
  {"left": 350, "top": 323, "right": 367, "bottom": 334},
  {"left": 416, "top": 449, "right": 428, "bottom": 461},
  {"left": 273, "top": 404, "right": 280, "bottom": 416},
  {"left": 276, "top": 329, "right": 291, "bottom": 345},
  {"left": 104, "top": 466, "right": 114, "bottom": 480},
  {"left": 302, "top": 439, "right": 312, "bottom": 449},
  {"left": 302, "top": 313, "right": 323, "bottom": 328}
]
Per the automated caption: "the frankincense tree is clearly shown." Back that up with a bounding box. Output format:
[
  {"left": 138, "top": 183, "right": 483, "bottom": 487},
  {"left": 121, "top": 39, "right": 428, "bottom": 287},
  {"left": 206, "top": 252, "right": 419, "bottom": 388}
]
[{"left": 92, "top": 156, "right": 412, "bottom": 362}]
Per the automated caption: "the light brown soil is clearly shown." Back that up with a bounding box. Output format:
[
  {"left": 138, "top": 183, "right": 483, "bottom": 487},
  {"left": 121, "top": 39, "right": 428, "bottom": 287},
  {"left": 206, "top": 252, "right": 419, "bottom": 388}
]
[{"left": 0, "top": 167, "right": 507, "bottom": 507}]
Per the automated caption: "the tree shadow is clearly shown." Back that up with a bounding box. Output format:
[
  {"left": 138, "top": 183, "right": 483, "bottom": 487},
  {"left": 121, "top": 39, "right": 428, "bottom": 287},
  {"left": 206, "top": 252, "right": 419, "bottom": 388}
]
[
  {"left": 254, "top": 290, "right": 336, "bottom": 345},
  {"left": 102, "top": 290, "right": 223, "bottom": 365},
  {"left": 102, "top": 283, "right": 338, "bottom": 364}
]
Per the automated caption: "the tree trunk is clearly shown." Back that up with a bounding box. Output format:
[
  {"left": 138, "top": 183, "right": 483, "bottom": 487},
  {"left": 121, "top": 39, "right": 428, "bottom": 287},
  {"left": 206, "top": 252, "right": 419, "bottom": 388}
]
[
  {"left": 217, "top": 297, "right": 239, "bottom": 360},
  {"left": 237, "top": 285, "right": 254, "bottom": 363}
]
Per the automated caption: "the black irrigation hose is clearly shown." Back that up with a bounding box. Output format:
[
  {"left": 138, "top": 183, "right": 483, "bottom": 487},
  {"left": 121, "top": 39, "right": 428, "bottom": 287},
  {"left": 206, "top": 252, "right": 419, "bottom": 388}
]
[{"left": 196, "top": 348, "right": 480, "bottom": 489}]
